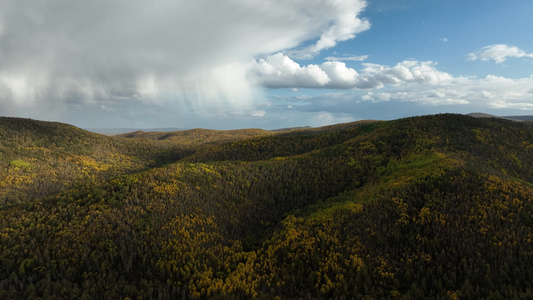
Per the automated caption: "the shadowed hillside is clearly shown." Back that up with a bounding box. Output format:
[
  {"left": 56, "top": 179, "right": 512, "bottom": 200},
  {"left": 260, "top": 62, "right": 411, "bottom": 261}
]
[
  {"left": 0, "top": 114, "right": 532, "bottom": 299},
  {"left": 117, "top": 128, "right": 274, "bottom": 145},
  {"left": 0, "top": 117, "right": 192, "bottom": 206}
]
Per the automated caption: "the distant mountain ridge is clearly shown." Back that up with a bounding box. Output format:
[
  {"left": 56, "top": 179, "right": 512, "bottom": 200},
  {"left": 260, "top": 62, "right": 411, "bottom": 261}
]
[
  {"left": 88, "top": 126, "right": 314, "bottom": 135},
  {"left": 504, "top": 115, "right": 533, "bottom": 121},
  {"left": 117, "top": 128, "right": 274, "bottom": 145},
  {"left": 467, "top": 112, "right": 533, "bottom": 122},
  {"left": 88, "top": 113, "right": 533, "bottom": 135},
  {"left": 85, "top": 127, "right": 189, "bottom": 135}
]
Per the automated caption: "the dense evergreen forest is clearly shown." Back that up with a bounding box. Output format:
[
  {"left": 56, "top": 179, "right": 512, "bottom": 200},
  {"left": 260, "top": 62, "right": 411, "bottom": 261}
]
[{"left": 1, "top": 114, "right": 532, "bottom": 299}]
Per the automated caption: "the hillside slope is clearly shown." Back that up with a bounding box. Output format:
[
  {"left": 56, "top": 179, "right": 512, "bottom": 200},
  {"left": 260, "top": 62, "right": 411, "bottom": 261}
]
[
  {"left": 0, "top": 114, "right": 532, "bottom": 299},
  {"left": 117, "top": 128, "right": 274, "bottom": 145},
  {"left": 0, "top": 117, "right": 191, "bottom": 206}
]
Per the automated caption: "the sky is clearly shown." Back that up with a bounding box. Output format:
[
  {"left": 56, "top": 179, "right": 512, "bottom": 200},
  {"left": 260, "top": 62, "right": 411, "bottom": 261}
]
[{"left": 1, "top": 0, "right": 533, "bottom": 130}]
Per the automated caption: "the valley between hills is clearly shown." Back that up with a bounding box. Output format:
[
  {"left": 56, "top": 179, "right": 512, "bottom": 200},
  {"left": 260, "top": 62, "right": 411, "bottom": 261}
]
[{"left": 1, "top": 114, "right": 532, "bottom": 299}]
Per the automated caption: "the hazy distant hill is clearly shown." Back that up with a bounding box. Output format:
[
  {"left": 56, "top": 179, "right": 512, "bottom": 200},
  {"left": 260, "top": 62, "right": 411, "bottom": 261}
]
[
  {"left": 85, "top": 127, "right": 189, "bottom": 135},
  {"left": 504, "top": 115, "right": 533, "bottom": 121},
  {"left": 271, "top": 125, "right": 312, "bottom": 132},
  {"left": 467, "top": 112, "right": 533, "bottom": 122},
  {"left": 89, "top": 126, "right": 316, "bottom": 136},
  {"left": 1, "top": 114, "right": 533, "bottom": 299},
  {"left": 117, "top": 128, "right": 274, "bottom": 145}
]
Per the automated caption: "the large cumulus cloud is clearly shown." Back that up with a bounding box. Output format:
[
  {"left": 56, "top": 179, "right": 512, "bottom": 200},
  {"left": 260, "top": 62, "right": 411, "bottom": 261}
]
[
  {"left": 0, "top": 0, "right": 370, "bottom": 118},
  {"left": 249, "top": 53, "right": 453, "bottom": 89}
]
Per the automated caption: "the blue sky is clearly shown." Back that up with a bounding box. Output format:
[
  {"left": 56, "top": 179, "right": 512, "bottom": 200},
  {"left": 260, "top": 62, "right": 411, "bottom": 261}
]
[
  {"left": 356, "top": 0, "right": 533, "bottom": 78},
  {"left": 1, "top": 0, "right": 532, "bottom": 130}
]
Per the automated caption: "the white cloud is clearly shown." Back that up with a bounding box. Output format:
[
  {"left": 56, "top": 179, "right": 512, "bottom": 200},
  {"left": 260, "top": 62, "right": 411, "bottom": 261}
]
[
  {"left": 0, "top": 0, "right": 370, "bottom": 122},
  {"left": 251, "top": 53, "right": 331, "bottom": 88},
  {"left": 262, "top": 66, "right": 533, "bottom": 117},
  {"left": 320, "top": 61, "right": 359, "bottom": 89},
  {"left": 361, "top": 89, "right": 470, "bottom": 106},
  {"left": 361, "top": 60, "right": 453, "bottom": 85},
  {"left": 309, "top": 111, "right": 354, "bottom": 126},
  {"left": 257, "top": 73, "right": 533, "bottom": 128},
  {"left": 288, "top": 1, "right": 371, "bottom": 59},
  {"left": 251, "top": 110, "right": 266, "bottom": 117},
  {"left": 100, "top": 105, "right": 116, "bottom": 112},
  {"left": 325, "top": 55, "right": 369, "bottom": 61},
  {"left": 362, "top": 92, "right": 392, "bottom": 102},
  {"left": 467, "top": 44, "right": 533, "bottom": 64},
  {"left": 243, "top": 69, "right": 533, "bottom": 129},
  {"left": 466, "top": 53, "right": 478, "bottom": 61},
  {"left": 359, "top": 74, "right": 533, "bottom": 109},
  {"left": 250, "top": 54, "right": 453, "bottom": 89}
]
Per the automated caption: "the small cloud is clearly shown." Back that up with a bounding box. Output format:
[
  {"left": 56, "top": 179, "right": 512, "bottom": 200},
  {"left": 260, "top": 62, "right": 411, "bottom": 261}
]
[
  {"left": 307, "top": 111, "right": 354, "bottom": 127},
  {"left": 251, "top": 110, "right": 266, "bottom": 117},
  {"left": 325, "top": 55, "right": 369, "bottom": 61},
  {"left": 441, "top": 37, "right": 448, "bottom": 42},
  {"left": 362, "top": 92, "right": 391, "bottom": 102},
  {"left": 256, "top": 101, "right": 273, "bottom": 107},
  {"left": 100, "top": 105, "right": 116, "bottom": 112},
  {"left": 467, "top": 44, "right": 533, "bottom": 64},
  {"left": 466, "top": 53, "right": 477, "bottom": 61}
]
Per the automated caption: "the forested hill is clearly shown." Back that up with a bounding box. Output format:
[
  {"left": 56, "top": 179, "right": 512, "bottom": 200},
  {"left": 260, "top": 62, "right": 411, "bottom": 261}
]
[
  {"left": 1, "top": 114, "right": 533, "bottom": 299},
  {"left": 116, "top": 128, "right": 274, "bottom": 145},
  {"left": 0, "top": 117, "right": 192, "bottom": 206}
]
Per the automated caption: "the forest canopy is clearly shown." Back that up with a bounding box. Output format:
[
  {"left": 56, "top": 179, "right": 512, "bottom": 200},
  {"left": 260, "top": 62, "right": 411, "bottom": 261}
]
[{"left": 0, "top": 114, "right": 532, "bottom": 299}]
